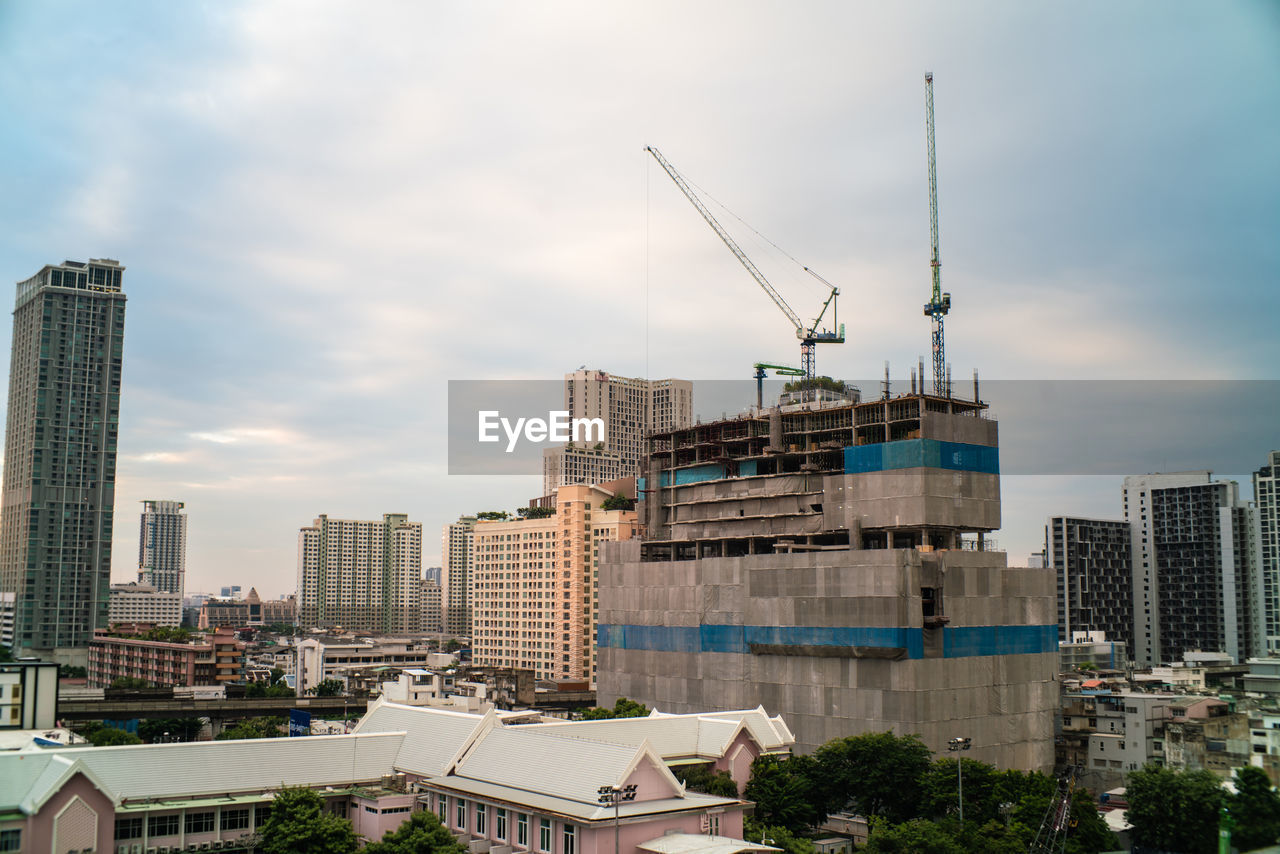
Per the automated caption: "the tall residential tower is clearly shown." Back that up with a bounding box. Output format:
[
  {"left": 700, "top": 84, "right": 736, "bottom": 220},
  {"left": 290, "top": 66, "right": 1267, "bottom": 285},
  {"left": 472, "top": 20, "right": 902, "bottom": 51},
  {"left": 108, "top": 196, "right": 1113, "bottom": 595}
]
[
  {"left": 1254, "top": 451, "right": 1280, "bottom": 654},
  {"left": 0, "top": 259, "right": 126, "bottom": 662},
  {"left": 138, "top": 499, "right": 187, "bottom": 595}
]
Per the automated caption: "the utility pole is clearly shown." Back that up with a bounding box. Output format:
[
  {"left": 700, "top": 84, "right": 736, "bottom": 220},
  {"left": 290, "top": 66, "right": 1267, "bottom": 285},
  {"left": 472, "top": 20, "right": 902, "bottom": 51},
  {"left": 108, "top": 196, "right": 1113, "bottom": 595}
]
[{"left": 948, "top": 736, "right": 971, "bottom": 825}]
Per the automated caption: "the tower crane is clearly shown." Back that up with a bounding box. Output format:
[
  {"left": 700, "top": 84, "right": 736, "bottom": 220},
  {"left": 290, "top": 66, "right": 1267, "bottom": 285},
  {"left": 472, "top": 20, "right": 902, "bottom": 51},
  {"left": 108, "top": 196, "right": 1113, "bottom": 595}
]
[
  {"left": 645, "top": 146, "right": 845, "bottom": 381},
  {"left": 924, "top": 72, "right": 951, "bottom": 396}
]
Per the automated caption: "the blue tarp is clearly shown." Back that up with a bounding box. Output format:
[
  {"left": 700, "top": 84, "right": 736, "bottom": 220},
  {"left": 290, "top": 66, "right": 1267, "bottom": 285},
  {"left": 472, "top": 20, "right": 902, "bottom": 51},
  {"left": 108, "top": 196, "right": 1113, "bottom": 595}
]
[{"left": 844, "top": 438, "right": 999, "bottom": 475}]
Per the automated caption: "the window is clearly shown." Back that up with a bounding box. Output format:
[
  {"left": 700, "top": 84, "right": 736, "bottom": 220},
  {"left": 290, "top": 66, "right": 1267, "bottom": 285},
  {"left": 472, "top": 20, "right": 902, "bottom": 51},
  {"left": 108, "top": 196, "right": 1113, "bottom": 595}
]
[
  {"left": 457, "top": 798, "right": 468, "bottom": 830},
  {"left": 0, "top": 830, "right": 19, "bottom": 853},
  {"left": 186, "top": 812, "right": 215, "bottom": 834},
  {"left": 563, "top": 824, "right": 576, "bottom": 854},
  {"left": 438, "top": 795, "right": 448, "bottom": 823},
  {"left": 115, "top": 817, "right": 144, "bottom": 840},
  {"left": 148, "top": 814, "right": 180, "bottom": 837},
  {"left": 497, "top": 808, "right": 508, "bottom": 840},
  {"left": 540, "top": 818, "right": 552, "bottom": 852},
  {"left": 518, "top": 813, "right": 529, "bottom": 848},
  {"left": 476, "top": 803, "right": 487, "bottom": 835},
  {"left": 222, "top": 808, "right": 251, "bottom": 831}
]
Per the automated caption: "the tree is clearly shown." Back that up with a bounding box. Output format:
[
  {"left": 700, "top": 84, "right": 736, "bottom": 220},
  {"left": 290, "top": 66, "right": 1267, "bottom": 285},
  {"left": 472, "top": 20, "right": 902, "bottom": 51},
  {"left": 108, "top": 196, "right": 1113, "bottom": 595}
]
[
  {"left": 365, "top": 809, "right": 470, "bottom": 854},
  {"left": 813, "top": 732, "right": 932, "bottom": 823},
  {"left": 256, "top": 786, "right": 357, "bottom": 854},
  {"left": 580, "top": 697, "right": 649, "bottom": 720},
  {"left": 601, "top": 494, "right": 635, "bottom": 511},
  {"left": 216, "top": 716, "right": 285, "bottom": 740},
  {"left": 1126, "top": 764, "right": 1224, "bottom": 854},
  {"left": 110, "top": 676, "right": 153, "bottom": 690},
  {"left": 742, "top": 816, "right": 816, "bottom": 854},
  {"left": 312, "top": 678, "right": 344, "bottom": 697},
  {"left": 138, "top": 717, "right": 201, "bottom": 742},
  {"left": 673, "top": 763, "right": 740, "bottom": 798},
  {"left": 247, "top": 680, "right": 294, "bottom": 698},
  {"left": 743, "top": 753, "right": 823, "bottom": 834},
  {"left": 1229, "top": 766, "right": 1280, "bottom": 852},
  {"left": 476, "top": 510, "right": 510, "bottom": 521},
  {"left": 863, "top": 818, "right": 964, "bottom": 854},
  {"left": 89, "top": 726, "right": 143, "bottom": 746},
  {"left": 517, "top": 506, "right": 555, "bottom": 519},
  {"left": 59, "top": 664, "right": 87, "bottom": 678}
]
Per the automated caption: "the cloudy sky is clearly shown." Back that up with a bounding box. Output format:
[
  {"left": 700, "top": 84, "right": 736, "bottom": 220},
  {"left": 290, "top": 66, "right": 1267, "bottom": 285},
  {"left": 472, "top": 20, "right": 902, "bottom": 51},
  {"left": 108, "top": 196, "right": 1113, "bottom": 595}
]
[{"left": 1, "top": 2, "right": 1276, "bottom": 597}]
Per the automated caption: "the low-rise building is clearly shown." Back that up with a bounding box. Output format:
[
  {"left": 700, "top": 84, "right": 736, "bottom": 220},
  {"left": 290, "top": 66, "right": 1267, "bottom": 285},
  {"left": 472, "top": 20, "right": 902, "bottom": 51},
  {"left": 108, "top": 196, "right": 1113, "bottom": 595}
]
[
  {"left": 1163, "top": 697, "right": 1253, "bottom": 778},
  {"left": 87, "top": 625, "right": 244, "bottom": 688},
  {"left": 198, "top": 587, "right": 296, "bottom": 629},
  {"left": 295, "top": 636, "right": 450, "bottom": 694},
  {"left": 108, "top": 581, "right": 182, "bottom": 627}
]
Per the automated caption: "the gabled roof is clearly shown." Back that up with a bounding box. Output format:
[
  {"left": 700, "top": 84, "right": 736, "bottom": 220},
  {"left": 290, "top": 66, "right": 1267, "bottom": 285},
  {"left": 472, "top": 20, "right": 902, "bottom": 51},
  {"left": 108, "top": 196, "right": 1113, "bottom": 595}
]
[
  {"left": 519, "top": 707, "right": 793, "bottom": 760},
  {"left": 0, "top": 753, "right": 116, "bottom": 814},
  {"left": 63, "top": 732, "right": 404, "bottom": 802},
  {"left": 351, "top": 697, "right": 493, "bottom": 777}
]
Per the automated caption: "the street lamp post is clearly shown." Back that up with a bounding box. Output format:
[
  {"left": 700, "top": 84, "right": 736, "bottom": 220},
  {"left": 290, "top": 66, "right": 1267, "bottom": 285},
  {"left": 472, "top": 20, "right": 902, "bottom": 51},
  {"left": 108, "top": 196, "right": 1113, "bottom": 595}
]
[
  {"left": 598, "top": 784, "right": 637, "bottom": 854},
  {"left": 947, "top": 737, "right": 971, "bottom": 826}
]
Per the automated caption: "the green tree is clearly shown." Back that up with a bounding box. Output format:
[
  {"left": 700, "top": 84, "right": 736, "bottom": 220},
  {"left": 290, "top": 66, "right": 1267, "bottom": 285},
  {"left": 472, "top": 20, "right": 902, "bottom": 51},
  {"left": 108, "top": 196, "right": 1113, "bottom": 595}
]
[
  {"left": 863, "top": 818, "right": 964, "bottom": 854},
  {"left": 814, "top": 732, "right": 932, "bottom": 823},
  {"left": 476, "top": 510, "right": 510, "bottom": 521},
  {"left": 89, "top": 726, "right": 143, "bottom": 746},
  {"left": 312, "top": 678, "right": 344, "bottom": 697},
  {"left": 742, "top": 816, "right": 816, "bottom": 854},
  {"left": 58, "top": 664, "right": 87, "bottom": 678},
  {"left": 601, "top": 494, "right": 635, "bottom": 511},
  {"left": 138, "top": 717, "right": 201, "bottom": 742},
  {"left": 256, "top": 786, "right": 357, "bottom": 854},
  {"left": 216, "top": 716, "right": 285, "bottom": 740},
  {"left": 365, "top": 809, "right": 470, "bottom": 854},
  {"left": 1126, "top": 765, "right": 1224, "bottom": 854},
  {"left": 673, "top": 764, "right": 740, "bottom": 798},
  {"left": 110, "top": 676, "right": 153, "bottom": 690},
  {"left": 580, "top": 697, "right": 649, "bottom": 720},
  {"left": 517, "top": 506, "right": 555, "bottom": 519},
  {"left": 1229, "top": 766, "right": 1280, "bottom": 851},
  {"left": 743, "top": 754, "right": 823, "bottom": 834}
]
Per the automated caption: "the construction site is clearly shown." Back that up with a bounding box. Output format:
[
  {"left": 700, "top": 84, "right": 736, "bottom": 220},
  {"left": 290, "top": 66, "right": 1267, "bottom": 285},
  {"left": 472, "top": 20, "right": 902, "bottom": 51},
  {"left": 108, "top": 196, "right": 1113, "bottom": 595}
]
[{"left": 596, "top": 75, "right": 1057, "bottom": 770}]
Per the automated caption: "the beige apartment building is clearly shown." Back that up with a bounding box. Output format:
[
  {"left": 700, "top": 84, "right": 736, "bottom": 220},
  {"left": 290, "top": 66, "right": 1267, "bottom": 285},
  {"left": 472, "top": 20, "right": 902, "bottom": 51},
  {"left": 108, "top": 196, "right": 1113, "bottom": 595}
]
[
  {"left": 542, "top": 370, "right": 692, "bottom": 494},
  {"left": 297, "top": 514, "right": 423, "bottom": 632},
  {"left": 472, "top": 483, "right": 637, "bottom": 683}
]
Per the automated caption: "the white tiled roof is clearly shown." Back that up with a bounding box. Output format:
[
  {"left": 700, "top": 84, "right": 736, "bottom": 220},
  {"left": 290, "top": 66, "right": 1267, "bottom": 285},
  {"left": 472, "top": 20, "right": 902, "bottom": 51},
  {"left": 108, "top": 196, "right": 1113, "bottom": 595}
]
[
  {"left": 0, "top": 753, "right": 85, "bottom": 814},
  {"left": 517, "top": 708, "right": 793, "bottom": 759},
  {"left": 428, "top": 776, "right": 735, "bottom": 823},
  {"left": 351, "top": 698, "right": 491, "bottom": 776},
  {"left": 67, "top": 732, "right": 404, "bottom": 801},
  {"left": 453, "top": 726, "right": 643, "bottom": 805}
]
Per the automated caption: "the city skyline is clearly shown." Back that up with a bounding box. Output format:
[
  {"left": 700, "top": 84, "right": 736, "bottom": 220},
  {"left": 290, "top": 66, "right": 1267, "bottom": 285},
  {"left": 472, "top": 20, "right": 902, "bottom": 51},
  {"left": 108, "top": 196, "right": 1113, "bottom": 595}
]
[{"left": 0, "top": 3, "right": 1276, "bottom": 597}]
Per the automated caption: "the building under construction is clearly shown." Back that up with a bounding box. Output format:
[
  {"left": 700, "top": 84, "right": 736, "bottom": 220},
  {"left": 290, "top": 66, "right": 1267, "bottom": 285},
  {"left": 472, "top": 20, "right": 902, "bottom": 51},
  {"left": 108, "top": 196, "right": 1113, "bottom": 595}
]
[{"left": 596, "top": 379, "right": 1057, "bottom": 770}]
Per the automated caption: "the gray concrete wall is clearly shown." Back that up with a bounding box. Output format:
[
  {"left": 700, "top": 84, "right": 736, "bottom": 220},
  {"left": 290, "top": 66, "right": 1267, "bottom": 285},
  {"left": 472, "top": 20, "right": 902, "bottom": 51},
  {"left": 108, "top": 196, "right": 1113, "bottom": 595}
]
[{"left": 824, "top": 469, "right": 1000, "bottom": 533}]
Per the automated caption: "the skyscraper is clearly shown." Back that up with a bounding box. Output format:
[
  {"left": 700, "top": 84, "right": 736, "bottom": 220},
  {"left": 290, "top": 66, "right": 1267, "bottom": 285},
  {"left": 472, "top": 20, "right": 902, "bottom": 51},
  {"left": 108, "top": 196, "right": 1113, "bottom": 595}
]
[
  {"left": 542, "top": 370, "right": 692, "bottom": 494},
  {"left": 1046, "top": 516, "right": 1133, "bottom": 657},
  {"left": 1255, "top": 451, "right": 1280, "bottom": 654},
  {"left": 0, "top": 259, "right": 126, "bottom": 662},
  {"left": 296, "top": 513, "right": 423, "bottom": 633},
  {"left": 138, "top": 499, "right": 187, "bottom": 595},
  {"left": 1125, "top": 472, "right": 1259, "bottom": 667},
  {"left": 441, "top": 516, "right": 476, "bottom": 637}
]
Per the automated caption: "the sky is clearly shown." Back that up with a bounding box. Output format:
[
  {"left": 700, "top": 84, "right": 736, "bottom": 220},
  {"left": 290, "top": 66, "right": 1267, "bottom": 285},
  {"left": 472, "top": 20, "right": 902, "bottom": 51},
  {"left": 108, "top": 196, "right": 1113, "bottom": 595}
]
[{"left": 0, "top": 2, "right": 1277, "bottom": 598}]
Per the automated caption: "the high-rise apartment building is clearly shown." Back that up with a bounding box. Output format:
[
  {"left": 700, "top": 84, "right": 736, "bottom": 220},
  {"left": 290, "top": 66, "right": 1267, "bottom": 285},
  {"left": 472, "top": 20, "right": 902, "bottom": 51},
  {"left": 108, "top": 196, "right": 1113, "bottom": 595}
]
[
  {"left": 1046, "top": 516, "right": 1133, "bottom": 658},
  {"left": 442, "top": 516, "right": 476, "bottom": 637},
  {"left": 1255, "top": 451, "right": 1279, "bottom": 654},
  {"left": 138, "top": 499, "right": 187, "bottom": 595},
  {"left": 1125, "top": 472, "right": 1259, "bottom": 667},
  {"left": 296, "top": 514, "right": 422, "bottom": 632},
  {"left": 0, "top": 259, "right": 126, "bottom": 662},
  {"left": 107, "top": 581, "right": 182, "bottom": 626},
  {"left": 422, "top": 578, "right": 443, "bottom": 634},
  {"left": 542, "top": 370, "right": 692, "bottom": 495},
  {"left": 472, "top": 483, "right": 637, "bottom": 683}
]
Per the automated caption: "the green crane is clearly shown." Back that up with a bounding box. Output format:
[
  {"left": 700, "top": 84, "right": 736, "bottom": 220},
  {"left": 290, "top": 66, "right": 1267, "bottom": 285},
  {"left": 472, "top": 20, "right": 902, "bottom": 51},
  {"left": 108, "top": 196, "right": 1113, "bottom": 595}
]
[
  {"left": 924, "top": 72, "right": 952, "bottom": 396},
  {"left": 752, "top": 362, "right": 806, "bottom": 408}
]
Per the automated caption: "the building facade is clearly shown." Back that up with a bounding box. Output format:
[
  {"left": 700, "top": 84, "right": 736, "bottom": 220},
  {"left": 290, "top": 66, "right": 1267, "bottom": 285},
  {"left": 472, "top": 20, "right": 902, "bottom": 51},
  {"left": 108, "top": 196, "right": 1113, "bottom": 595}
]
[
  {"left": 422, "top": 578, "right": 443, "bottom": 633},
  {"left": 297, "top": 514, "right": 423, "bottom": 632},
  {"left": 198, "top": 587, "right": 296, "bottom": 628},
  {"left": 138, "top": 498, "right": 187, "bottom": 595},
  {"left": 472, "top": 483, "right": 638, "bottom": 683},
  {"left": 108, "top": 581, "right": 182, "bottom": 627},
  {"left": 542, "top": 370, "right": 693, "bottom": 495},
  {"left": 442, "top": 516, "right": 477, "bottom": 637},
  {"left": 1047, "top": 516, "right": 1133, "bottom": 658},
  {"left": 598, "top": 386, "right": 1058, "bottom": 769},
  {"left": 88, "top": 625, "right": 243, "bottom": 687},
  {"left": 1125, "top": 472, "right": 1259, "bottom": 667},
  {"left": 0, "top": 259, "right": 126, "bottom": 663},
  {"left": 1256, "top": 451, "right": 1280, "bottom": 654}
]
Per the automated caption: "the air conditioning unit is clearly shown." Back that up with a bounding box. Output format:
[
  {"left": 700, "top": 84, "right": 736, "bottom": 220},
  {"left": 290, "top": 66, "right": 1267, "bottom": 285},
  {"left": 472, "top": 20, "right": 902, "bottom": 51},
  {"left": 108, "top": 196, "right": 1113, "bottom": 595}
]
[
  {"left": 133, "top": 846, "right": 145, "bottom": 854},
  {"left": 147, "top": 848, "right": 159, "bottom": 854},
  {"left": 117, "top": 845, "right": 130, "bottom": 854}
]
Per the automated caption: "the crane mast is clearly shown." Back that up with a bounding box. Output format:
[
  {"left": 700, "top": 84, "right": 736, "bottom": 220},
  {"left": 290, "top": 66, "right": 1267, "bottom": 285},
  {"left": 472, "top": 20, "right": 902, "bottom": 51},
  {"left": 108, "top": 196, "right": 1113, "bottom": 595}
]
[
  {"left": 924, "top": 72, "right": 951, "bottom": 396},
  {"left": 646, "top": 146, "right": 844, "bottom": 381}
]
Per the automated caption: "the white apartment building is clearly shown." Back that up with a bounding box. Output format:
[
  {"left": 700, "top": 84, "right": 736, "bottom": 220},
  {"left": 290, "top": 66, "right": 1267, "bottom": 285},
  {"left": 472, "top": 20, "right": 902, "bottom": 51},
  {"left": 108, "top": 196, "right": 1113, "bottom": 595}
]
[
  {"left": 138, "top": 499, "right": 187, "bottom": 595},
  {"left": 297, "top": 514, "right": 423, "bottom": 633},
  {"left": 472, "top": 483, "right": 637, "bottom": 683},
  {"left": 542, "top": 370, "right": 692, "bottom": 494},
  {"left": 107, "top": 581, "right": 182, "bottom": 627}
]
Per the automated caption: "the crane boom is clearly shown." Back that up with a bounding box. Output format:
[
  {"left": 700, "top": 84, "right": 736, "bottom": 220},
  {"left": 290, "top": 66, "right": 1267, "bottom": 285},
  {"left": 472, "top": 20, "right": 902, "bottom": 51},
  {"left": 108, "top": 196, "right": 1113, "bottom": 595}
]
[
  {"left": 646, "top": 146, "right": 805, "bottom": 333},
  {"left": 924, "top": 72, "right": 951, "bottom": 396},
  {"left": 646, "top": 146, "right": 844, "bottom": 380}
]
